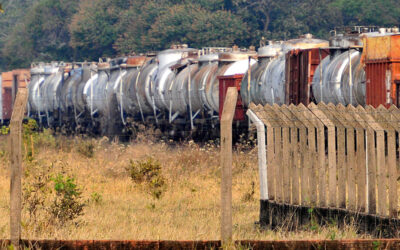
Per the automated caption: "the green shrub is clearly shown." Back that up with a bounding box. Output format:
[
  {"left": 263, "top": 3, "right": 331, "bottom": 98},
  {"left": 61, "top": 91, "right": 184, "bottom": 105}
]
[
  {"left": 50, "top": 174, "right": 85, "bottom": 224},
  {"left": 90, "top": 192, "right": 103, "bottom": 205},
  {"left": 76, "top": 140, "right": 95, "bottom": 158},
  {"left": 127, "top": 157, "right": 162, "bottom": 183},
  {"left": 0, "top": 125, "right": 9, "bottom": 135},
  {"left": 127, "top": 157, "right": 166, "bottom": 199}
]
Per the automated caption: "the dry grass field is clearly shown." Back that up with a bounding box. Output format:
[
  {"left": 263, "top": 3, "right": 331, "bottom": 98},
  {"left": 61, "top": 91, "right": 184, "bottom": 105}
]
[{"left": 0, "top": 129, "right": 362, "bottom": 241}]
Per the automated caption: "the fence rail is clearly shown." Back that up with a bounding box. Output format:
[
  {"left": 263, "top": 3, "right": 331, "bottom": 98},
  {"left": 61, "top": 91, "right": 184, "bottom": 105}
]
[{"left": 250, "top": 102, "right": 400, "bottom": 236}]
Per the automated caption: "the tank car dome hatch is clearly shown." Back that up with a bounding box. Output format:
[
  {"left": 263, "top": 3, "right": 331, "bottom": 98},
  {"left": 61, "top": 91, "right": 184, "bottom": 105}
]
[
  {"left": 197, "top": 54, "right": 219, "bottom": 63},
  {"left": 257, "top": 44, "right": 283, "bottom": 58},
  {"left": 218, "top": 51, "right": 256, "bottom": 62},
  {"left": 156, "top": 48, "right": 198, "bottom": 68},
  {"left": 283, "top": 35, "right": 329, "bottom": 50},
  {"left": 126, "top": 56, "right": 148, "bottom": 67}
]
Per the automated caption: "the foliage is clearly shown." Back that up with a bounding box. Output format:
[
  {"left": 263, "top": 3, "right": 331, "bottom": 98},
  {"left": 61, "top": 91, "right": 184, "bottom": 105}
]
[
  {"left": 90, "top": 192, "right": 103, "bottom": 205},
  {"left": 50, "top": 174, "right": 85, "bottom": 224},
  {"left": 0, "top": 125, "right": 9, "bottom": 135},
  {"left": 75, "top": 139, "right": 95, "bottom": 158},
  {"left": 127, "top": 157, "right": 166, "bottom": 199},
  {"left": 23, "top": 161, "right": 86, "bottom": 232}
]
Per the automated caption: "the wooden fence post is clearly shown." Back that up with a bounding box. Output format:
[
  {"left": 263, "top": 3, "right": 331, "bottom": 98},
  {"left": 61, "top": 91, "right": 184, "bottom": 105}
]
[
  {"left": 281, "top": 105, "right": 302, "bottom": 205},
  {"left": 220, "top": 87, "right": 238, "bottom": 244},
  {"left": 366, "top": 106, "right": 387, "bottom": 216},
  {"left": 9, "top": 88, "right": 28, "bottom": 248},
  {"left": 356, "top": 106, "right": 378, "bottom": 214},
  {"left": 309, "top": 103, "right": 337, "bottom": 208}
]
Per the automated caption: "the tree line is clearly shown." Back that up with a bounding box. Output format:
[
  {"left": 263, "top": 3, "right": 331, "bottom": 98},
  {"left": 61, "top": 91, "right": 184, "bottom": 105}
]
[{"left": 0, "top": 0, "right": 399, "bottom": 71}]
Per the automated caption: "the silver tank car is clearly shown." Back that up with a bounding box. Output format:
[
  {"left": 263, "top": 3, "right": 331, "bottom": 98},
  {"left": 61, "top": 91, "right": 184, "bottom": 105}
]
[
  {"left": 312, "top": 50, "right": 365, "bottom": 106},
  {"left": 191, "top": 54, "right": 219, "bottom": 113},
  {"left": 115, "top": 56, "right": 149, "bottom": 121},
  {"left": 28, "top": 63, "right": 60, "bottom": 118},
  {"left": 153, "top": 48, "right": 198, "bottom": 113},
  {"left": 241, "top": 35, "right": 329, "bottom": 106},
  {"left": 165, "top": 61, "right": 199, "bottom": 116},
  {"left": 60, "top": 63, "right": 95, "bottom": 120},
  {"left": 206, "top": 51, "right": 257, "bottom": 114},
  {"left": 241, "top": 44, "right": 282, "bottom": 106}
]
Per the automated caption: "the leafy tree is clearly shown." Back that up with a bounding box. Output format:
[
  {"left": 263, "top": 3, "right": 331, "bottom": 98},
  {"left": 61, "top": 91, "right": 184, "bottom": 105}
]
[
  {"left": 69, "top": 0, "right": 129, "bottom": 60},
  {"left": 1, "top": 0, "right": 78, "bottom": 69},
  {"left": 332, "top": 0, "right": 400, "bottom": 27},
  {"left": 115, "top": 2, "right": 248, "bottom": 54}
]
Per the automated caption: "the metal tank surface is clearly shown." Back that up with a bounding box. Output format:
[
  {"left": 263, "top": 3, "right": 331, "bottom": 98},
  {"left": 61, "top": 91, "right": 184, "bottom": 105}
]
[
  {"left": 28, "top": 63, "right": 59, "bottom": 116},
  {"left": 241, "top": 35, "right": 329, "bottom": 106},
  {"left": 192, "top": 54, "right": 219, "bottom": 113},
  {"left": 60, "top": 67, "right": 82, "bottom": 113},
  {"left": 153, "top": 48, "right": 198, "bottom": 113},
  {"left": 165, "top": 62, "right": 199, "bottom": 117},
  {"left": 312, "top": 50, "right": 365, "bottom": 106},
  {"left": 60, "top": 63, "right": 94, "bottom": 119},
  {"left": 116, "top": 56, "right": 149, "bottom": 120},
  {"left": 241, "top": 44, "right": 282, "bottom": 106},
  {"left": 206, "top": 52, "right": 257, "bottom": 113},
  {"left": 134, "top": 60, "right": 158, "bottom": 117}
]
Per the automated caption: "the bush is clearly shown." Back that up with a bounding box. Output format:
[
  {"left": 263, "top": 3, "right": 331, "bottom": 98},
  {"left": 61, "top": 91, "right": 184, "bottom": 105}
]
[
  {"left": 90, "top": 192, "right": 103, "bottom": 205},
  {"left": 50, "top": 174, "right": 85, "bottom": 224},
  {"left": 0, "top": 125, "right": 9, "bottom": 135},
  {"left": 127, "top": 157, "right": 166, "bottom": 199},
  {"left": 23, "top": 162, "right": 86, "bottom": 231},
  {"left": 76, "top": 139, "right": 95, "bottom": 158},
  {"left": 127, "top": 157, "right": 162, "bottom": 183}
]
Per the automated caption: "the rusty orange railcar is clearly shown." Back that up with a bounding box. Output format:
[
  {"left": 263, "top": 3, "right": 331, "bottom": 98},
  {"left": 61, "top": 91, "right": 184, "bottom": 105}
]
[
  {"left": 285, "top": 48, "right": 330, "bottom": 105},
  {"left": 0, "top": 69, "right": 30, "bottom": 123},
  {"left": 363, "top": 34, "right": 400, "bottom": 107}
]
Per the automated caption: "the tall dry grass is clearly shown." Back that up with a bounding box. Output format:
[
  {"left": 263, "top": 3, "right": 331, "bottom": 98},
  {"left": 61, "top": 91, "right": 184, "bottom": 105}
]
[{"left": 0, "top": 132, "right": 362, "bottom": 240}]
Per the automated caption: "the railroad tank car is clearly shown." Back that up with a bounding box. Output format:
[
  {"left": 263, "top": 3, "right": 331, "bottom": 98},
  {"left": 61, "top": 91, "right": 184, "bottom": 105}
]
[
  {"left": 206, "top": 51, "right": 257, "bottom": 114},
  {"left": 192, "top": 54, "right": 219, "bottom": 114},
  {"left": 153, "top": 48, "right": 198, "bottom": 119},
  {"left": 115, "top": 56, "right": 150, "bottom": 123},
  {"left": 15, "top": 27, "right": 400, "bottom": 139},
  {"left": 28, "top": 63, "right": 60, "bottom": 124},
  {"left": 241, "top": 35, "right": 329, "bottom": 107},
  {"left": 312, "top": 49, "right": 365, "bottom": 106},
  {"left": 83, "top": 58, "right": 128, "bottom": 135}
]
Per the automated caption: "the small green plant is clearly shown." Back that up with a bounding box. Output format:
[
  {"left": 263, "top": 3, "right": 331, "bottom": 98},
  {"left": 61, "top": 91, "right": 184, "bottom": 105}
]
[
  {"left": 127, "top": 157, "right": 162, "bottom": 182},
  {"left": 127, "top": 157, "right": 167, "bottom": 199},
  {"left": 373, "top": 240, "right": 381, "bottom": 250},
  {"left": 0, "top": 125, "right": 9, "bottom": 135},
  {"left": 50, "top": 174, "right": 85, "bottom": 224},
  {"left": 76, "top": 139, "right": 95, "bottom": 158},
  {"left": 90, "top": 192, "right": 103, "bottom": 205},
  {"left": 307, "top": 207, "right": 319, "bottom": 232}
]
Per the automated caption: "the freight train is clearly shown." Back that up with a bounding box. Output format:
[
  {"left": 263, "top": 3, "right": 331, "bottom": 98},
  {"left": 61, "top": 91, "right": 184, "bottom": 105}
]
[{"left": 1, "top": 26, "right": 400, "bottom": 139}]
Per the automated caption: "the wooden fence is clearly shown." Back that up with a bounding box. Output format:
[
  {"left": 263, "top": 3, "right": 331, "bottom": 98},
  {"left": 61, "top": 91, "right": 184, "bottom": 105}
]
[{"left": 250, "top": 102, "right": 400, "bottom": 237}]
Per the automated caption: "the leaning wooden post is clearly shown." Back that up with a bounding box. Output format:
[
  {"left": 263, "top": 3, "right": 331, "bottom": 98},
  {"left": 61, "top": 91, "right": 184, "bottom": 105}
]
[
  {"left": 220, "top": 87, "right": 238, "bottom": 244},
  {"left": 9, "top": 88, "right": 28, "bottom": 248}
]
